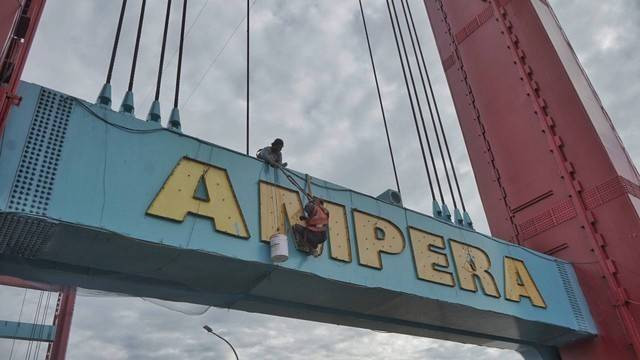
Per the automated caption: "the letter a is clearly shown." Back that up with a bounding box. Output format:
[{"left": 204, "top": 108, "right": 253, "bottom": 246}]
[{"left": 147, "top": 157, "right": 249, "bottom": 238}]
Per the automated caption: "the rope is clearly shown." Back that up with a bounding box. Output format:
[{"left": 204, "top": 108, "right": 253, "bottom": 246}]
[
  {"left": 391, "top": 0, "right": 445, "bottom": 205},
  {"left": 105, "top": 0, "right": 127, "bottom": 84},
  {"left": 405, "top": 0, "right": 467, "bottom": 212},
  {"left": 358, "top": 0, "right": 401, "bottom": 195},
  {"left": 127, "top": 0, "right": 146, "bottom": 92},
  {"left": 174, "top": 0, "right": 188, "bottom": 108},
  {"left": 153, "top": 0, "right": 172, "bottom": 102},
  {"left": 384, "top": 0, "right": 435, "bottom": 202},
  {"left": 401, "top": 0, "right": 456, "bottom": 209},
  {"left": 278, "top": 166, "right": 313, "bottom": 202}
]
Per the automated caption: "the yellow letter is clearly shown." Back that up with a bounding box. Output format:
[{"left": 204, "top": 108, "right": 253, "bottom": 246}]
[
  {"left": 504, "top": 257, "right": 546, "bottom": 308},
  {"left": 450, "top": 240, "right": 500, "bottom": 298},
  {"left": 409, "top": 227, "right": 454, "bottom": 286},
  {"left": 353, "top": 210, "right": 404, "bottom": 269},
  {"left": 259, "top": 181, "right": 304, "bottom": 242},
  {"left": 147, "top": 157, "right": 249, "bottom": 238},
  {"left": 259, "top": 182, "right": 351, "bottom": 260},
  {"left": 324, "top": 201, "right": 352, "bottom": 262}
]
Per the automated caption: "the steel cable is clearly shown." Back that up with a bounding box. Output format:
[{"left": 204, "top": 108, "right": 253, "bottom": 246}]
[
  {"left": 406, "top": 0, "right": 467, "bottom": 212},
  {"left": 358, "top": 0, "right": 402, "bottom": 195},
  {"left": 153, "top": 0, "right": 172, "bottom": 102},
  {"left": 390, "top": 0, "right": 445, "bottom": 205},
  {"left": 127, "top": 0, "right": 147, "bottom": 93},
  {"left": 105, "top": 0, "right": 128, "bottom": 85},
  {"left": 400, "top": 0, "right": 456, "bottom": 209},
  {"left": 246, "top": 0, "right": 250, "bottom": 155},
  {"left": 385, "top": 0, "right": 436, "bottom": 202},
  {"left": 174, "top": 0, "right": 188, "bottom": 109}
]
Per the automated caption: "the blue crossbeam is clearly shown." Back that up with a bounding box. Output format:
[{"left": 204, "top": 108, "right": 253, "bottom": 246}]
[{"left": 0, "top": 320, "right": 56, "bottom": 342}]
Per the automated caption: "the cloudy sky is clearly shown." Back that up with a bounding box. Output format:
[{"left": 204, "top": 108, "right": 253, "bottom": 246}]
[{"left": 1, "top": 0, "right": 638, "bottom": 359}]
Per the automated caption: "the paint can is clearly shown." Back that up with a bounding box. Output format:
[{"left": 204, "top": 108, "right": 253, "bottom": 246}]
[{"left": 270, "top": 233, "right": 288, "bottom": 263}]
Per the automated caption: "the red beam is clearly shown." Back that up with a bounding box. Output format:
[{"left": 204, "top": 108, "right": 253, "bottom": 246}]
[
  {"left": 0, "top": 0, "right": 46, "bottom": 135},
  {"left": 46, "top": 287, "right": 77, "bottom": 360}
]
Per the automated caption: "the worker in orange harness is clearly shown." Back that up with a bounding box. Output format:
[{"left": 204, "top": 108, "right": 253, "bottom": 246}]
[{"left": 293, "top": 197, "right": 329, "bottom": 257}]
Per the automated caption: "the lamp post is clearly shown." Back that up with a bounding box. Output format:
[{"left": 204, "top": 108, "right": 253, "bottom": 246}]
[{"left": 202, "top": 325, "right": 239, "bottom": 360}]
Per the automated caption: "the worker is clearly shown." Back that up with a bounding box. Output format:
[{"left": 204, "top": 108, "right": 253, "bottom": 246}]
[
  {"left": 293, "top": 197, "right": 329, "bottom": 257},
  {"left": 257, "top": 138, "right": 288, "bottom": 168}
]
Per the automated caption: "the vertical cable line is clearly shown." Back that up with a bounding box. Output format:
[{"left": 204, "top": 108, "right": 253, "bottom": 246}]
[
  {"left": 8, "top": 289, "right": 28, "bottom": 360},
  {"left": 174, "top": 0, "right": 187, "bottom": 108},
  {"left": 407, "top": 0, "right": 467, "bottom": 213},
  {"left": 127, "top": 0, "right": 146, "bottom": 93},
  {"left": 24, "top": 290, "right": 44, "bottom": 360},
  {"left": 246, "top": 0, "right": 250, "bottom": 155},
  {"left": 154, "top": 0, "right": 172, "bottom": 102},
  {"left": 97, "top": 0, "right": 127, "bottom": 106},
  {"left": 169, "top": 0, "right": 188, "bottom": 131},
  {"left": 119, "top": 0, "right": 146, "bottom": 114},
  {"left": 147, "top": 0, "right": 172, "bottom": 122},
  {"left": 400, "top": 0, "right": 456, "bottom": 209},
  {"left": 384, "top": 0, "right": 435, "bottom": 202},
  {"left": 392, "top": 0, "right": 444, "bottom": 206},
  {"left": 390, "top": 0, "right": 446, "bottom": 206},
  {"left": 105, "top": 0, "right": 127, "bottom": 85},
  {"left": 358, "top": 0, "right": 401, "bottom": 194}
]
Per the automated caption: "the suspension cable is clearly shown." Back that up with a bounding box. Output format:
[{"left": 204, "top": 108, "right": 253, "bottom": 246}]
[
  {"left": 400, "top": 0, "right": 456, "bottom": 209},
  {"left": 388, "top": 0, "right": 446, "bottom": 205},
  {"left": 105, "top": 0, "right": 127, "bottom": 85},
  {"left": 246, "top": 0, "right": 250, "bottom": 155},
  {"left": 127, "top": 0, "right": 146, "bottom": 93},
  {"left": 174, "top": 0, "right": 187, "bottom": 109},
  {"left": 385, "top": 0, "right": 434, "bottom": 201},
  {"left": 33, "top": 291, "right": 52, "bottom": 359},
  {"left": 358, "top": 0, "right": 401, "bottom": 194},
  {"left": 153, "top": 0, "right": 172, "bottom": 102},
  {"left": 8, "top": 289, "right": 28, "bottom": 360},
  {"left": 24, "top": 290, "right": 44, "bottom": 360},
  {"left": 407, "top": 0, "right": 467, "bottom": 213}
]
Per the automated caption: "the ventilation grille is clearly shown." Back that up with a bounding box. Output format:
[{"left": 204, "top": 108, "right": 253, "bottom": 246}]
[
  {"left": 0, "top": 213, "right": 54, "bottom": 258},
  {"left": 7, "top": 89, "right": 71, "bottom": 216},
  {"left": 556, "top": 261, "right": 590, "bottom": 332}
]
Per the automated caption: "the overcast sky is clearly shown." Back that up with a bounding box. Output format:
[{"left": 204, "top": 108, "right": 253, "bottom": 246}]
[{"left": 1, "top": 0, "right": 638, "bottom": 359}]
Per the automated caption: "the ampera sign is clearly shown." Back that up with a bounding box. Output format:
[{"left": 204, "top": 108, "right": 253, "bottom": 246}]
[{"left": 147, "top": 157, "right": 546, "bottom": 309}]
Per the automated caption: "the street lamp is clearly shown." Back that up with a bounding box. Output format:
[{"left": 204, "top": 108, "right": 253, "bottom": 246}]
[{"left": 202, "top": 325, "right": 239, "bottom": 360}]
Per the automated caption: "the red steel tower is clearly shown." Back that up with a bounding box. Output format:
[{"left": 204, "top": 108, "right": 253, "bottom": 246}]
[{"left": 422, "top": 0, "right": 639, "bottom": 358}]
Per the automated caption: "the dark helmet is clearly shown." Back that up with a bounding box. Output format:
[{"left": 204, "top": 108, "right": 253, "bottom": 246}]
[{"left": 272, "top": 138, "right": 284, "bottom": 148}]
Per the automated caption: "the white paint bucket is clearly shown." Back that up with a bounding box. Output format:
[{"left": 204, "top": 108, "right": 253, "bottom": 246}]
[{"left": 270, "top": 233, "right": 288, "bottom": 263}]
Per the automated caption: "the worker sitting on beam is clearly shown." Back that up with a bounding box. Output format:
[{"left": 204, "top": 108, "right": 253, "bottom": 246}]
[{"left": 257, "top": 138, "right": 288, "bottom": 168}]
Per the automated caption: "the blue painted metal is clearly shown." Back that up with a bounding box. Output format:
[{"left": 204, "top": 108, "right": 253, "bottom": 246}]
[
  {"left": 0, "top": 320, "right": 56, "bottom": 342},
  {"left": 168, "top": 107, "right": 181, "bottom": 131},
  {"left": 96, "top": 83, "right": 112, "bottom": 107},
  {"left": 0, "top": 82, "right": 597, "bottom": 351},
  {"left": 119, "top": 90, "right": 134, "bottom": 114},
  {"left": 146, "top": 99, "right": 161, "bottom": 123}
]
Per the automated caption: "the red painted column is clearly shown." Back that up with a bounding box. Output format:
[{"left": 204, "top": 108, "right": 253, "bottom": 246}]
[
  {"left": 0, "top": 0, "right": 46, "bottom": 134},
  {"left": 46, "top": 287, "right": 77, "bottom": 360},
  {"left": 422, "top": 0, "right": 640, "bottom": 358}
]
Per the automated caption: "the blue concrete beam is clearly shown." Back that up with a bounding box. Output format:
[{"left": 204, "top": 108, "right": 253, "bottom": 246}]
[{"left": 0, "top": 320, "right": 56, "bottom": 342}]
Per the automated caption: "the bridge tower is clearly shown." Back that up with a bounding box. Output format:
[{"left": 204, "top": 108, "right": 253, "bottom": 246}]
[{"left": 422, "top": 0, "right": 639, "bottom": 359}]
